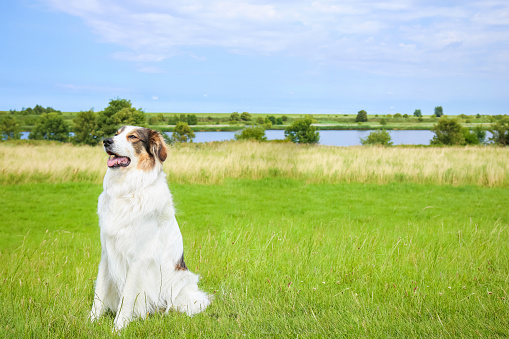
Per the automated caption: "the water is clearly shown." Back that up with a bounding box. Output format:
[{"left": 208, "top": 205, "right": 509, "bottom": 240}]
[
  {"left": 189, "top": 129, "right": 435, "bottom": 146},
  {"left": 20, "top": 130, "right": 436, "bottom": 146}
]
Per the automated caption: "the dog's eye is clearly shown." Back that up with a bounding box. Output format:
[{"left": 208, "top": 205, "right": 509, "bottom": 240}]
[{"left": 128, "top": 135, "right": 137, "bottom": 139}]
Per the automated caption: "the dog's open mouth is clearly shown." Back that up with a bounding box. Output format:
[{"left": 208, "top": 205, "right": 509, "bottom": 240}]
[{"left": 107, "top": 151, "right": 131, "bottom": 168}]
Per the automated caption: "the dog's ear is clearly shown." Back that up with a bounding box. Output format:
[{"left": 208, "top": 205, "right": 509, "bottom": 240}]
[{"left": 149, "top": 130, "right": 168, "bottom": 162}]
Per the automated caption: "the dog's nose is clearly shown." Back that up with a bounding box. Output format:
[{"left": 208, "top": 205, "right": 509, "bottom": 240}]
[{"left": 103, "top": 138, "right": 114, "bottom": 147}]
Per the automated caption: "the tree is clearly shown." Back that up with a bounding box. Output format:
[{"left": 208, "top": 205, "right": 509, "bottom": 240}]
[
  {"left": 413, "top": 109, "right": 422, "bottom": 117},
  {"left": 393, "top": 113, "right": 403, "bottom": 119},
  {"left": 240, "top": 112, "right": 252, "bottom": 122},
  {"left": 234, "top": 126, "right": 267, "bottom": 141},
  {"left": 187, "top": 114, "right": 198, "bottom": 125},
  {"left": 430, "top": 118, "right": 464, "bottom": 145},
  {"left": 0, "top": 116, "right": 22, "bottom": 140},
  {"left": 284, "top": 115, "right": 319, "bottom": 144},
  {"left": 267, "top": 115, "right": 277, "bottom": 125},
  {"left": 463, "top": 126, "right": 486, "bottom": 145},
  {"left": 355, "top": 110, "right": 368, "bottom": 122},
  {"left": 229, "top": 112, "right": 240, "bottom": 122},
  {"left": 33, "top": 105, "right": 45, "bottom": 115},
  {"left": 95, "top": 98, "right": 146, "bottom": 138},
  {"left": 29, "top": 113, "right": 70, "bottom": 142},
  {"left": 489, "top": 116, "right": 509, "bottom": 146},
  {"left": 72, "top": 110, "right": 99, "bottom": 145},
  {"left": 281, "top": 115, "right": 288, "bottom": 122},
  {"left": 434, "top": 106, "right": 444, "bottom": 117},
  {"left": 360, "top": 130, "right": 393, "bottom": 146},
  {"left": 172, "top": 122, "right": 195, "bottom": 142}
]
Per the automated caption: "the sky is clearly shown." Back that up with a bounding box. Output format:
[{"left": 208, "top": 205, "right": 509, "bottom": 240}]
[{"left": 1, "top": 0, "right": 508, "bottom": 115}]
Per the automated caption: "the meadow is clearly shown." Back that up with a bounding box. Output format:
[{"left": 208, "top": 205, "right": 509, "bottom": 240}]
[{"left": 0, "top": 141, "right": 508, "bottom": 337}]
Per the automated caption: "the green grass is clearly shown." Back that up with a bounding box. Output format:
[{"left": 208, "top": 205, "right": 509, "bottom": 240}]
[{"left": 1, "top": 179, "right": 508, "bottom": 337}]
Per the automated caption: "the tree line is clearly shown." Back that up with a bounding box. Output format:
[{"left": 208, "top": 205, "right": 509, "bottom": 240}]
[{"left": 1, "top": 99, "right": 508, "bottom": 146}]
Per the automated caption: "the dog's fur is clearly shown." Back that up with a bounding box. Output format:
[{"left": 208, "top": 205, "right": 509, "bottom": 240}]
[{"left": 89, "top": 126, "right": 210, "bottom": 331}]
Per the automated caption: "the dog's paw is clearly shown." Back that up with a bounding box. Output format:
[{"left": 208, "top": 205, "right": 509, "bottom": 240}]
[
  {"left": 113, "top": 315, "right": 129, "bottom": 333},
  {"left": 89, "top": 310, "right": 100, "bottom": 322}
]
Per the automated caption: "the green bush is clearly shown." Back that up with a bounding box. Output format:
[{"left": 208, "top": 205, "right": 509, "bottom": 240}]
[
  {"left": 284, "top": 115, "right": 319, "bottom": 144},
  {"left": 360, "top": 130, "right": 393, "bottom": 146},
  {"left": 72, "top": 110, "right": 98, "bottom": 145},
  {"left": 240, "top": 112, "right": 252, "bottom": 122},
  {"left": 95, "top": 98, "right": 146, "bottom": 138},
  {"left": 229, "top": 112, "right": 240, "bottom": 122},
  {"left": 234, "top": 126, "right": 267, "bottom": 141},
  {"left": 0, "top": 116, "right": 22, "bottom": 140},
  {"left": 172, "top": 122, "right": 195, "bottom": 143},
  {"left": 489, "top": 116, "right": 509, "bottom": 146},
  {"left": 29, "top": 113, "right": 69, "bottom": 142},
  {"left": 355, "top": 110, "right": 368, "bottom": 122},
  {"left": 430, "top": 118, "right": 464, "bottom": 145}
]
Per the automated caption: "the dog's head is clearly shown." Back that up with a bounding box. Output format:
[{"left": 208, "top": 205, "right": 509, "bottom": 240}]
[{"left": 103, "top": 126, "right": 167, "bottom": 172}]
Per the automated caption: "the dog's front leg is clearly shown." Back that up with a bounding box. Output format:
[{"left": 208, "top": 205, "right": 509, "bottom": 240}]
[
  {"left": 113, "top": 261, "right": 149, "bottom": 332},
  {"left": 90, "top": 255, "right": 116, "bottom": 322}
]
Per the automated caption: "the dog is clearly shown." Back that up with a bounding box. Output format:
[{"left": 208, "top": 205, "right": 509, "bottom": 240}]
[{"left": 89, "top": 125, "right": 210, "bottom": 331}]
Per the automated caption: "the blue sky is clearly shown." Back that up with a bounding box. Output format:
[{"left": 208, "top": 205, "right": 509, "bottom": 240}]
[{"left": 1, "top": 0, "right": 508, "bottom": 115}]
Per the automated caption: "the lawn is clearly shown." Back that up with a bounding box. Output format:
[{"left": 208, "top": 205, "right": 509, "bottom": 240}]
[{"left": 1, "top": 179, "right": 508, "bottom": 337}]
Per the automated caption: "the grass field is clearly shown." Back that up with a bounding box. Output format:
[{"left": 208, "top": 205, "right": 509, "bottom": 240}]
[
  {"left": 1, "top": 141, "right": 508, "bottom": 187},
  {"left": 1, "top": 142, "right": 508, "bottom": 337}
]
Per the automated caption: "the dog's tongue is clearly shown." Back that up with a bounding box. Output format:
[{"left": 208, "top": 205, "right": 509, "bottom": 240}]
[{"left": 107, "top": 156, "right": 130, "bottom": 167}]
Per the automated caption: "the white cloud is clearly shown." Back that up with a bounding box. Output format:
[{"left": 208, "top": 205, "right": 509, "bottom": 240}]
[
  {"left": 152, "top": 96, "right": 159, "bottom": 100},
  {"left": 41, "top": 0, "right": 509, "bottom": 77}
]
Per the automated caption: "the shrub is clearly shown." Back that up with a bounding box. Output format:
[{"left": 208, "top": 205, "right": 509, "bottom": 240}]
[
  {"left": 229, "top": 112, "right": 240, "bottom": 122},
  {"left": 355, "top": 110, "right": 368, "bottom": 122},
  {"left": 0, "top": 116, "right": 22, "bottom": 140},
  {"left": 29, "top": 113, "right": 70, "bottom": 142},
  {"left": 187, "top": 114, "right": 198, "bottom": 125},
  {"left": 72, "top": 110, "right": 99, "bottom": 145},
  {"left": 234, "top": 126, "right": 267, "bottom": 141},
  {"left": 489, "top": 116, "right": 509, "bottom": 146},
  {"left": 95, "top": 98, "right": 146, "bottom": 138},
  {"left": 380, "top": 118, "right": 387, "bottom": 126},
  {"left": 360, "top": 130, "right": 393, "bottom": 146},
  {"left": 393, "top": 113, "right": 403, "bottom": 118},
  {"left": 240, "top": 112, "right": 252, "bottom": 122},
  {"left": 463, "top": 126, "right": 486, "bottom": 145},
  {"left": 284, "top": 115, "right": 319, "bottom": 144},
  {"left": 430, "top": 118, "right": 464, "bottom": 145},
  {"left": 172, "top": 122, "right": 195, "bottom": 142}
]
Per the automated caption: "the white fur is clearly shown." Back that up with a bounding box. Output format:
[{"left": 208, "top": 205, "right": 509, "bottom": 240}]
[{"left": 89, "top": 126, "right": 210, "bottom": 331}]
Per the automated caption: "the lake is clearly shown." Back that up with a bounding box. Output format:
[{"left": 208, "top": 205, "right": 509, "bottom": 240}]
[
  {"left": 20, "top": 130, "right": 436, "bottom": 146},
  {"left": 189, "top": 130, "right": 436, "bottom": 146}
]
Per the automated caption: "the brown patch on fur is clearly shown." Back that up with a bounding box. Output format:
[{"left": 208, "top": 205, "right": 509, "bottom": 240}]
[
  {"left": 137, "top": 152, "right": 156, "bottom": 171},
  {"left": 175, "top": 254, "right": 188, "bottom": 271},
  {"left": 149, "top": 130, "right": 168, "bottom": 162},
  {"left": 126, "top": 128, "right": 167, "bottom": 171},
  {"left": 115, "top": 126, "right": 126, "bottom": 136}
]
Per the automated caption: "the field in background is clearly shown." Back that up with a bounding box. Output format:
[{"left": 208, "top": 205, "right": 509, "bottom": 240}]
[
  {"left": 0, "top": 141, "right": 508, "bottom": 187},
  {"left": 1, "top": 180, "right": 508, "bottom": 337},
  {"left": 0, "top": 110, "right": 496, "bottom": 132}
]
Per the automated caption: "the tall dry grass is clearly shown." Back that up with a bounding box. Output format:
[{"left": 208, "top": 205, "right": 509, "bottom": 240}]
[{"left": 0, "top": 141, "right": 508, "bottom": 186}]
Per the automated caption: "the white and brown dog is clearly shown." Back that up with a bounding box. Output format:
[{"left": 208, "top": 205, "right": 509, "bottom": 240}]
[{"left": 89, "top": 126, "right": 210, "bottom": 331}]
